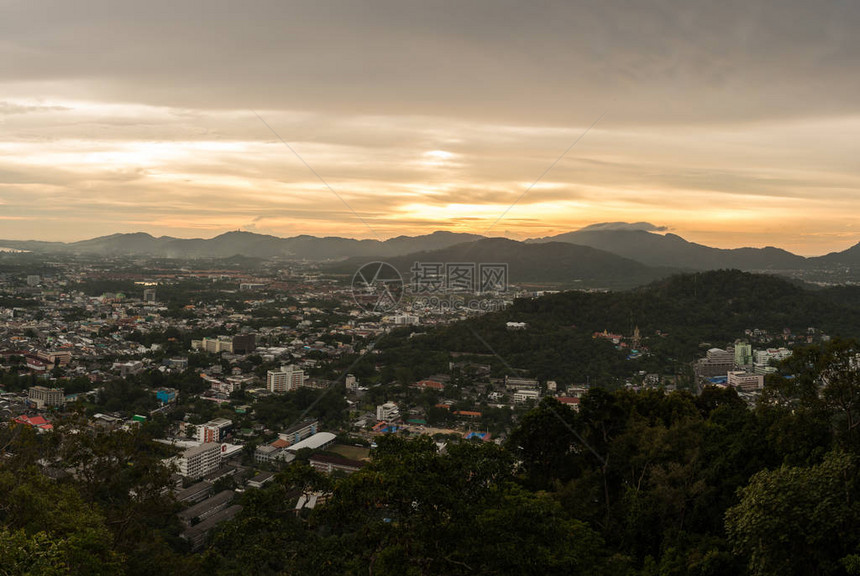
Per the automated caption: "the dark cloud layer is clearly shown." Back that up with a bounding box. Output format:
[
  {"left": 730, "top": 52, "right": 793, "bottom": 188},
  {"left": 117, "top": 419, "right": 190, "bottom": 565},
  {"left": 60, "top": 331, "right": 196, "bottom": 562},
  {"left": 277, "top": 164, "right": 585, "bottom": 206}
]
[{"left": 2, "top": 1, "right": 859, "bottom": 123}]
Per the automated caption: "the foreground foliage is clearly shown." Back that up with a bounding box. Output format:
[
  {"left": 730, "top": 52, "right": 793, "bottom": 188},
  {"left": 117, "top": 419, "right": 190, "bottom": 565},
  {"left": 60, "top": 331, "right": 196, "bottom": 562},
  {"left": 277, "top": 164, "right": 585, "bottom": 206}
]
[{"left": 3, "top": 341, "right": 860, "bottom": 575}]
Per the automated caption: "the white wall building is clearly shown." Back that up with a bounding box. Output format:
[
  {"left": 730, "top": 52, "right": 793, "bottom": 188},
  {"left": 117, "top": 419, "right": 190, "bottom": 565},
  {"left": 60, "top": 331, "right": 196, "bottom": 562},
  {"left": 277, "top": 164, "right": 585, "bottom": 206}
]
[
  {"left": 376, "top": 402, "right": 400, "bottom": 423},
  {"left": 727, "top": 371, "right": 765, "bottom": 392},
  {"left": 27, "top": 386, "right": 65, "bottom": 409},
  {"left": 513, "top": 389, "right": 541, "bottom": 403},
  {"left": 266, "top": 365, "right": 305, "bottom": 393},
  {"left": 177, "top": 443, "right": 222, "bottom": 479},
  {"left": 196, "top": 418, "right": 233, "bottom": 443}
]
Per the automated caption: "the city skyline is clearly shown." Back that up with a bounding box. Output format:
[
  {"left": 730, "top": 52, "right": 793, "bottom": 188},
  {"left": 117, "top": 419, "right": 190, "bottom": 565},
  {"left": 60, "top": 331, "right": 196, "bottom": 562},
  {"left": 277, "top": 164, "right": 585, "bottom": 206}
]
[{"left": 2, "top": 1, "right": 859, "bottom": 256}]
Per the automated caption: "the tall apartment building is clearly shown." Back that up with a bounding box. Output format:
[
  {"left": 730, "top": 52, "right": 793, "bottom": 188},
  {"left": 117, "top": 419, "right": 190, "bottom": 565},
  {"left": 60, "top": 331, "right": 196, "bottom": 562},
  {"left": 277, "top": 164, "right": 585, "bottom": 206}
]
[
  {"left": 196, "top": 418, "right": 233, "bottom": 443},
  {"left": 266, "top": 365, "right": 305, "bottom": 393},
  {"left": 177, "top": 443, "right": 222, "bottom": 479},
  {"left": 344, "top": 374, "right": 358, "bottom": 391},
  {"left": 27, "top": 386, "right": 65, "bottom": 409},
  {"left": 695, "top": 348, "right": 735, "bottom": 379},
  {"left": 231, "top": 334, "right": 256, "bottom": 355},
  {"left": 734, "top": 342, "right": 753, "bottom": 367}
]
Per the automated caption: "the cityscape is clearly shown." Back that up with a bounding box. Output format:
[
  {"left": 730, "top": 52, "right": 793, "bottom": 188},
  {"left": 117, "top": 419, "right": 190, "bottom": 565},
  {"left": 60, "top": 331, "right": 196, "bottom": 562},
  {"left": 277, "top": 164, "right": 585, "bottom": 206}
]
[{"left": 2, "top": 1, "right": 860, "bottom": 575}]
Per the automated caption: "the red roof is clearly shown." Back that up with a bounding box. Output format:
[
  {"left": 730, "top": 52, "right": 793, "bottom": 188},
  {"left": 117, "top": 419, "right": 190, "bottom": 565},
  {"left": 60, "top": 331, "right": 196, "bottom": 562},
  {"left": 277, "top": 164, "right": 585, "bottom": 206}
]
[
  {"left": 556, "top": 397, "right": 580, "bottom": 405},
  {"left": 414, "top": 380, "right": 445, "bottom": 390},
  {"left": 14, "top": 414, "right": 53, "bottom": 430},
  {"left": 453, "top": 410, "right": 482, "bottom": 418}
]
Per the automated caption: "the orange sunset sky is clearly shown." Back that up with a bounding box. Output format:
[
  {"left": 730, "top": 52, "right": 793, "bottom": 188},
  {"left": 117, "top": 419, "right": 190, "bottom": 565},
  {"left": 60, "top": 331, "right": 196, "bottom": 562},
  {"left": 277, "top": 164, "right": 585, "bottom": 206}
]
[{"left": 1, "top": 1, "right": 858, "bottom": 256}]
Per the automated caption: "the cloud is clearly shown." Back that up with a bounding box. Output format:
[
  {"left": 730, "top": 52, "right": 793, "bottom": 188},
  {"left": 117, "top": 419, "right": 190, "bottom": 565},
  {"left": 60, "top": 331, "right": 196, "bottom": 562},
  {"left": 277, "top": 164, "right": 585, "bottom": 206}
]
[
  {"left": 2, "top": 1, "right": 859, "bottom": 124},
  {"left": 0, "top": 101, "right": 70, "bottom": 115},
  {"left": 578, "top": 222, "right": 669, "bottom": 232},
  {"left": 0, "top": 2, "right": 858, "bottom": 253}
]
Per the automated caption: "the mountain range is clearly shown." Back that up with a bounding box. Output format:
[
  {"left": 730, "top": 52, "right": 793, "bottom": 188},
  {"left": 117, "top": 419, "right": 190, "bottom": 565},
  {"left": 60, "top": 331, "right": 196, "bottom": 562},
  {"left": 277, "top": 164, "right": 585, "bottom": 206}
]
[
  {"left": 2, "top": 224, "right": 859, "bottom": 287},
  {"left": 527, "top": 224, "right": 810, "bottom": 270},
  {"left": 0, "top": 230, "right": 483, "bottom": 260}
]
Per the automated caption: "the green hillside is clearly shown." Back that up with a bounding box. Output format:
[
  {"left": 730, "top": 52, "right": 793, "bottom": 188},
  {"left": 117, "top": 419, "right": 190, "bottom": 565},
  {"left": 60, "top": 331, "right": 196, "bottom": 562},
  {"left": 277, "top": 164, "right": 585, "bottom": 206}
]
[{"left": 372, "top": 270, "right": 860, "bottom": 385}]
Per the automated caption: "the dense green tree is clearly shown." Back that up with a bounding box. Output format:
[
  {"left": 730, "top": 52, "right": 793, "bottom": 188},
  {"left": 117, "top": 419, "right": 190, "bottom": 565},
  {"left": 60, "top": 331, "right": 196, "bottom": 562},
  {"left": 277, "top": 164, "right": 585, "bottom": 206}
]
[
  {"left": 726, "top": 451, "right": 860, "bottom": 576},
  {"left": 291, "top": 435, "right": 613, "bottom": 575},
  {"left": 0, "top": 469, "right": 124, "bottom": 575}
]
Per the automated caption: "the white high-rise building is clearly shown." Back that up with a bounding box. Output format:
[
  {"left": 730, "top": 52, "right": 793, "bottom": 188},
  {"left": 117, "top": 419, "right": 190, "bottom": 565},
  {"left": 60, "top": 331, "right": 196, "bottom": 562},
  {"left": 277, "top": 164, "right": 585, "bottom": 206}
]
[
  {"left": 177, "top": 443, "right": 222, "bottom": 479},
  {"left": 267, "top": 365, "right": 305, "bottom": 393},
  {"left": 344, "top": 374, "right": 358, "bottom": 391}
]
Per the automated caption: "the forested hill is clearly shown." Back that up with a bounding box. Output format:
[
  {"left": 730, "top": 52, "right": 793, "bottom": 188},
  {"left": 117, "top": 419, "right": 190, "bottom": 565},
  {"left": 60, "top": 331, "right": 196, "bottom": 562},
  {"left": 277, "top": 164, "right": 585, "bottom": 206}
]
[
  {"left": 331, "top": 237, "right": 677, "bottom": 289},
  {"left": 512, "top": 269, "right": 860, "bottom": 340},
  {"left": 372, "top": 270, "right": 860, "bottom": 385}
]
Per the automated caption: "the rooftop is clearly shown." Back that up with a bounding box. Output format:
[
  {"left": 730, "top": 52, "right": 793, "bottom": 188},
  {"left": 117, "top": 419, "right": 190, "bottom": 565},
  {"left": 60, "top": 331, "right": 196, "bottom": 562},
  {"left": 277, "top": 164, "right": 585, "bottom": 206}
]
[{"left": 287, "top": 431, "right": 336, "bottom": 452}]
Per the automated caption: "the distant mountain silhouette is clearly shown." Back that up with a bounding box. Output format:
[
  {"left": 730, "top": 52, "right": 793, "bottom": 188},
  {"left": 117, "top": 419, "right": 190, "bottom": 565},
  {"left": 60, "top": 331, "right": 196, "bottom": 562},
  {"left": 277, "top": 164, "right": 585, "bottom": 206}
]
[
  {"left": 67, "top": 232, "right": 172, "bottom": 254},
  {"left": 528, "top": 227, "right": 807, "bottom": 271},
  {"left": 811, "top": 242, "right": 860, "bottom": 267},
  {"left": 0, "top": 230, "right": 484, "bottom": 260},
  {"left": 2, "top": 224, "right": 859, "bottom": 278}
]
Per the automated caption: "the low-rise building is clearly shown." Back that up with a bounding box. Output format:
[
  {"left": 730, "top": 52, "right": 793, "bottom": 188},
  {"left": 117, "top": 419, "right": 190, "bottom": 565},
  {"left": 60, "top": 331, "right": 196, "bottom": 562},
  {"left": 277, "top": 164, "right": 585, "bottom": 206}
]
[
  {"left": 279, "top": 419, "right": 319, "bottom": 445},
  {"left": 513, "top": 389, "right": 540, "bottom": 403},
  {"left": 254, "top": 439, "right": 296, "bottom": 464},
  {"left": 413, "top": 379, "right": 445, "bottom": 391},
  {"left": 309, "top": 453, "right": 365, "bottom": 475},
  {"left": 727, "top": 371, "right": 765, "bottom": 392},
  {"left": 505, "top": 376, "right": 539, "bottom": 391},
  {"left": 286, "top": 432, "right": 337, "bottom": 453},
  {"left": 180, "top": 504, "right": 243, "bottom": 551},
  {"left": 192, "top": 336, "right": 235, "bottom": 354},
  {"left": 178, "top": 490, "right": 235, "bottom": 526},
  {"left": 13, "top": 414, "right": 53, "bottom": 431},
  {"left": 175, "top": 481, "right": 213, "bottom": 504},
  {"left": 556, "top": 397, "right": 581, "bottom": 411},
  {"left": 247, "top": 471, "right": 275, "bottom": 488},
  {"left": 156, "top": 388, "right": 178, "bottom": 404},
  {"left": 376, "top": 401, "right": 400, "bottom": 423},
  {"left": 112, "top": 360, "right": 144, "bottom": 376}
]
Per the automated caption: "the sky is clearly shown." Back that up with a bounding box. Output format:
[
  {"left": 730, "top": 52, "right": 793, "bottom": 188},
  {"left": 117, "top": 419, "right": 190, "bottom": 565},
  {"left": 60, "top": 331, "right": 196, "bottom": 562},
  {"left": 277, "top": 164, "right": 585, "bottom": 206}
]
[{"left": 1, "top": 0, "right": 858, "bottom": 256}]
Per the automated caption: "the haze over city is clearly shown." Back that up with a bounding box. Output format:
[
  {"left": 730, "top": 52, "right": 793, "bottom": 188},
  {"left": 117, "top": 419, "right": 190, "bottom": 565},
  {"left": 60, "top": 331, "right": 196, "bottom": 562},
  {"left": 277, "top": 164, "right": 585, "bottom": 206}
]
[{"left": 1, "top": 1, "right": 858, "bottom": 256}]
